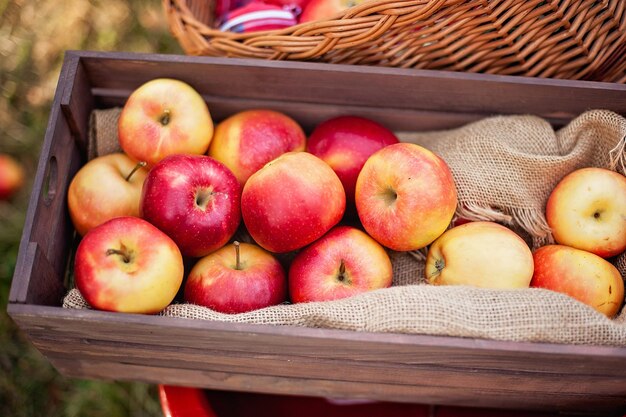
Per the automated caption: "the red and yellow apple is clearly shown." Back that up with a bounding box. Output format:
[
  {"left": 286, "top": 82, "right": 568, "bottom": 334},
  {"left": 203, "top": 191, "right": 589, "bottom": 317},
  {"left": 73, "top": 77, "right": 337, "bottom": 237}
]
[
  {"left": 184, "top": 241, "right": 287, "bottom": 313},
  {"left": 141, "top": 154, "right": 241, "bottom": 258},
  {"left": 242, "top": 152, "right": 345, "bottom": 253},
  {"left": 208, "top": 109, "right": 306, "bottom": 185},
  {"left": 546, "top": 167, "right": 626, "bottom": 258},
  {"left": 531, "top": 244, "right": 624, "bottom": 317},
  {"left": 426, "top": 221, "right": 534, "bottom": 289},
  {"left": 74, "top": 216, "right": 184, "bottom": 313},
  {"left": 118, "top": 78, "right": 213, "bottom": 167},
  {"left": 68, "top": 153, "right": 148, "bottom": 236},
  {"left": 355, "top": 142, "right": 457, "bottom": 251},
  {"left": 299, "top": 0, "right": 369, "bottom": 22},
  {"left": 289, "top": 226, "right": 392, "bottom": 303},
  {"left": 0, "top": 153, "right": 24, "bottom": 200},
  {"left": 306, "top": 115, "right": 398, "bottom": 207}
]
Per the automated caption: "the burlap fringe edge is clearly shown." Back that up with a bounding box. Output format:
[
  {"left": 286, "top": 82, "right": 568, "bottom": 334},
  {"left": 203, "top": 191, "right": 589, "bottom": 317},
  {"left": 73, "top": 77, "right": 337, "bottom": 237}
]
[
  {"left": 455, "top": 203, "right": 554, "bottom": 247},
  {"left": 609, "top": 134, "right": 626, "bottom": 175}
]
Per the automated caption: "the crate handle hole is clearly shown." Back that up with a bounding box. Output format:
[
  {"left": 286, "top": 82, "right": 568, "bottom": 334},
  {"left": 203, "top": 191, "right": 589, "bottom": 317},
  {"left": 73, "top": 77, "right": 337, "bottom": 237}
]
[{"left": 42, "top": 156, "right": 58, "bottom": 206}]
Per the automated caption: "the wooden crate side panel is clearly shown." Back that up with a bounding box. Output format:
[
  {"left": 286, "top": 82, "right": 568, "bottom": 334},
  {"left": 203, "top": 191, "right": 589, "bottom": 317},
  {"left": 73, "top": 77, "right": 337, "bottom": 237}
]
[
  {"left": 61, "top": 54, "right": 95, "bottom": 152},
  {"left": 92, "top": 89, "right": 495, "bottom": 132},
  {"left": 46, "top": 357, "right": 626, "bottom": 414},
  {"left": 75, "top": 52, "right": 626, "bottom": 121},
  {"left": 8, "top": 306, "right": 626, "bottom": 413},
  {"left": 11, "top": 305, "right": 626, "bottom": 366},
  {"left": 9, "top": 54, "right": 82, "bottom": 306}
]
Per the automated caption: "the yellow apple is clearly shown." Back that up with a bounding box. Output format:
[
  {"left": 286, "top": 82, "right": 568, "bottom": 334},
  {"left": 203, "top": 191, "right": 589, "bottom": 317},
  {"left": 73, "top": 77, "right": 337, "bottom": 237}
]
[
  {"left": 68, "top": 153, "right": 148, "bottom": 236},
  {"left": 546, "top": 168, "right": 626, "bottom": 258},
  {"left": 546, "top": 167, "right": 626, "bottom": 258},
  {"left": 426, "top": 221, "right": 534, "bottom": 289},
  {"left": 531, "top": 245, "right": 624, "bottom": 317},
  {"left": 74, "top": 217, "right": 184, "bottom": 314},
  {"left": 118, "top": 78, "right": 213, "bottom": 167}
]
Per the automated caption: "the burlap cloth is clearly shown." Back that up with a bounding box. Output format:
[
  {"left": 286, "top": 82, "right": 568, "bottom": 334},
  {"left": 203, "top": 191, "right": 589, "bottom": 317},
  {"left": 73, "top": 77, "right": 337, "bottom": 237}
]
[{"left": 65, "top": 108, "right": 626, "bottom": 346}]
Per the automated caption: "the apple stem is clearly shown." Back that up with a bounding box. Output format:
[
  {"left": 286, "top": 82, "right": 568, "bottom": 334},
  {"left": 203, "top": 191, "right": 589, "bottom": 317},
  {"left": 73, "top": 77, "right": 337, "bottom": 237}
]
[
  {"left": 125, "top": 161, "right": 147, "bottom": 182},
  {"left": 338, "top": 260, "right": 346, "bottom": 282},
  {"left": 234, "top": 241, "right": 241, "bottom": 270},
  {"left": 435, "top": 259, "right": 445, "bottom": 273},
  {"left": 106, "top": 248, "right": 131, "bottom": 264}
]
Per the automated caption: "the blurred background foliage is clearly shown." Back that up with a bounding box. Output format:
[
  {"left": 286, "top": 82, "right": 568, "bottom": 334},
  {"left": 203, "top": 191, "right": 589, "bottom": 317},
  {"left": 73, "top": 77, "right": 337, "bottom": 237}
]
[{"left": 1, "top": 1, "right": 182, "bottom": 415}]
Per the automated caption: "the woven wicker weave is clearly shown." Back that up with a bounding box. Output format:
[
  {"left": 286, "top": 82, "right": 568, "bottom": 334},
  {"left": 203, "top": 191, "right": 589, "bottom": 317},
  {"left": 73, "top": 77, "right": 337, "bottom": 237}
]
[{"left": 164, "top": 0, "right": 626, "bottom": 82}]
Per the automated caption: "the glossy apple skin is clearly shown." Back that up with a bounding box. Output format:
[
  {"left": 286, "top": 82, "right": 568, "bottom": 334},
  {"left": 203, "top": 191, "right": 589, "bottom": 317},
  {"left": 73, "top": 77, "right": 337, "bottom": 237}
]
[
  {"left": 546, "top": 167, "right": 626, "bottom": 258},
  {"left": 118, "top": 78, "right": 213, "bottom": 167},
  {"left": 355, "top": 142, "right": 457, "bottom": 251},
  {"left": 426, "top": 221, "right": 534, "bottom": 289},
  {"left": 185, "top": 242, "right": 287, "bottom": 313},
  {"left": 307, "top": 116, "right": 398, "bottom": 206},
  {"left": 242, "top": 152, "right": 345, "bottom": 253},
  {"left": 289, "top": 226, "right": 392, "bottom": 303},
  {"left": 140, "top": 154, "right": 241, "bottom": 258},
  {"left": 531, "top": 245, "right": 624, "bottom": 317},
  {"left": 208, "top": 109, "right": 306, "bottom": 185},
  {"left": 299, "top": 0, "right": 368, "bottom": 22},
  {"left": 74, "top": 217, "right": 184, "bottom": 314},
  {"left": 68, "top": 153, "right": 148, "bottom": 236},
  {"left": 0, "top": 153, "right": 24, "bottom": 200}
]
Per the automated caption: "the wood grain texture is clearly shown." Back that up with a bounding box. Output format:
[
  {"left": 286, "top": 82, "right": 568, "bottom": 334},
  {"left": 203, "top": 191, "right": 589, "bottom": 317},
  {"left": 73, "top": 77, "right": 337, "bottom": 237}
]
[
  {"left": 7, "top": 304, "right": 626, "bottom": 413},
  {"left": 61, "top": 55, "right": 94, "bottom": 152},
  {"left": 73, "top": 51, "right": 626, "bottom": 118},
  {"left": 8, "top": 54, "right": 79, "bottom": 306},
  {"left": 8, "top": 51, "right": 626, "bottom": 414}
]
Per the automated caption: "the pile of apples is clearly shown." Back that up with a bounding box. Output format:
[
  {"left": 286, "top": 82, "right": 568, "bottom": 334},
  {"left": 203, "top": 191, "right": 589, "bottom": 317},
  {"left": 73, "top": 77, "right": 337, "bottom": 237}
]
[{"left": 69, "top": 78, "right": 625, "bottom": 320}]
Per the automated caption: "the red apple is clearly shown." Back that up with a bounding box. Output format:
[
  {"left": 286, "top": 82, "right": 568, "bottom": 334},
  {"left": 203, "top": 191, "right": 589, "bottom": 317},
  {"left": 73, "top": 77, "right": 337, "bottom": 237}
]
[
  {"left": 118, "top": 78, "right": 214, "bottom": 167},
  {"left": 306, "top": 116, "right": 399, "bottom": 207},
  {"left": 242, "top": 152, "right": 345, "bottom": 253},
  {"left": 185, "top": 241, "right": 287, "bottom": 313},
  {"left": 289, "top": 226, "right": 392, "bottom": 303},
  {"left": 299, "top": 0, "right": 369, "bottom": 22},
  {"left": 74, "top": 216, "right": 184, "bottom": 314},
  {"left": 426, "top": 221, "right": 534, "bottom": 289},
  {"left": 546, "top": 167, "right": 626, "bottom": 258},
  {"left": 140, "top": 154, "right": 241, "bottom": 258},
  {"left": 355, "top": 142, "right": 457, "bottom": 251},
  {"left": 68, "top": 153, "right": 148, "bottom": 236},
  {"left": 208, "top": 109, "right": 306, "bottom": 185},
  {"left": 531, "top": 244, "right": 624, "bottom": 317},
  {"left": 0, "top": 153, "right": 25, "bottom": 200}
]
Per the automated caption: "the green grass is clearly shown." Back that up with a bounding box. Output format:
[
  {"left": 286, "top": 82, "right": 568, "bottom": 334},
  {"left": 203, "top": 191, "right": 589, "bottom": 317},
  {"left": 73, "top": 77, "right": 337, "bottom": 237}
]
[{"left": 1, "top": 1, "right": 182, "bottom": 415}]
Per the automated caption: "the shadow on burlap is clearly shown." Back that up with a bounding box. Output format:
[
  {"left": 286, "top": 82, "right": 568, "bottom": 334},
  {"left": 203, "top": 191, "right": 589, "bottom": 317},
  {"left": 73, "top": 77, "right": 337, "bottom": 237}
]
[{"left": 64, "top": 108, "right": 626, "bottom": 346}]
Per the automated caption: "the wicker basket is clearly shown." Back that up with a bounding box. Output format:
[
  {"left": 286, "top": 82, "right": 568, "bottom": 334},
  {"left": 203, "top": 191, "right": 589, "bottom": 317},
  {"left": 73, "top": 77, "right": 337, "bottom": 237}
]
[{"left": 164, "top": 0, "right": 626, "bottom": 83}]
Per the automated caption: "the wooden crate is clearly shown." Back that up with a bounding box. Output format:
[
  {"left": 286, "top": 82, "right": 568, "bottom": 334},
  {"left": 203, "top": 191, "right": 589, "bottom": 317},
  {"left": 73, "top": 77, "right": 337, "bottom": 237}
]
[{"left": 7, "top": 50, "right": 626, "bottom": 415}]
